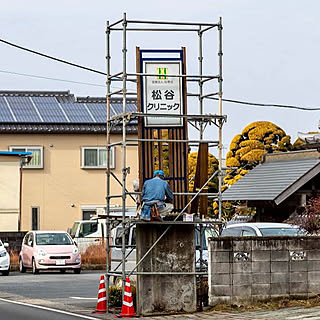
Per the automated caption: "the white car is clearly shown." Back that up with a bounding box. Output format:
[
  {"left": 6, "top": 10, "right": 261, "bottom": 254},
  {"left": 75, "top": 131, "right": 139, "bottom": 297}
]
[
  {"left": 221, "top": 222, "right": 306, "bottom": 237},
  {"left": 0, "top": 239, "right": 10, "bottom": 276}
]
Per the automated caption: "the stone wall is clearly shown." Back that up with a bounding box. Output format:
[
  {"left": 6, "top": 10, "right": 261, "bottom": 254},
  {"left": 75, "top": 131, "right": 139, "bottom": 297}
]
[
  {"left": 208, "top": 237, "right": 320, "bottom": 305},
  {"left": 136, "top": 223, "right": 196, "bottom": 315}
]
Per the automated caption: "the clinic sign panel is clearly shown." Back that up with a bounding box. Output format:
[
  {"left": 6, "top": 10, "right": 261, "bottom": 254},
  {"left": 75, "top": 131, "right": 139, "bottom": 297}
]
[{"left": 143, "top": 61, "right": 183, "bottom": 127}]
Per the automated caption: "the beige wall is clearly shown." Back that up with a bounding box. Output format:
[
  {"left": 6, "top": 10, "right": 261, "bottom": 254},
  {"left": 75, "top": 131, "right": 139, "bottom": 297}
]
[
  {"left": 0, "top": 156, "right": 20, "bottom": 231},
  {"left": 0, "top": 134, "right": 138, "bottom": 231}
]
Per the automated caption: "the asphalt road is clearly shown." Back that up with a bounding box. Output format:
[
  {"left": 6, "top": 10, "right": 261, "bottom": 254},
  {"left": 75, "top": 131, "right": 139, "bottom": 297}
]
[
  {"left": 0, "top": 298, "right": 101, "bottom": 320},
  {"left": 4, "top": 270, "right": 320, "bottom": 320},
  {"left": 0, "top": 270, "right": 111, "bottom": 319}
]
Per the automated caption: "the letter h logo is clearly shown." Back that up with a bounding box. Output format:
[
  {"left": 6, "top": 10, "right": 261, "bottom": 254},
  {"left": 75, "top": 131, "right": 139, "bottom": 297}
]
[{"left": 157, "top": 67, "right": 168, "bottom": 80}]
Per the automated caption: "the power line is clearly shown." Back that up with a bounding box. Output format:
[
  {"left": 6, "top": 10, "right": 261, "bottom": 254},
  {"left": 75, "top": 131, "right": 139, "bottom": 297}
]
[
  {"left": 0, "top": 70, "right": 106, "bottom": 87},
  {"left": 0, "top": 69, "right": 137, "bottom": 92},
  {"left": 0, "top": 38, "right": 107, "bottom": 76},
  {"left": 1, "top": 37, "right": 320, "bottom": 111},
  {"left": 208, "top": 97, "right": 320, "bottom": 111}
]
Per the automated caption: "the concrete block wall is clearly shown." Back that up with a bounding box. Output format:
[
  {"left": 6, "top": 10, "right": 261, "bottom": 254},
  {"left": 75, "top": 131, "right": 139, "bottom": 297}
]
[
  {"left": 208, "top": 237, "right": 320, "bottom": 305},
  {"left": 136, "top": 224, "right": 196, "bottom": 315}
]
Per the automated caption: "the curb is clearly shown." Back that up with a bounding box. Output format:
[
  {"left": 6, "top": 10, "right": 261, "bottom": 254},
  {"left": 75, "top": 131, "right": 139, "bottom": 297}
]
[{"left": 10, "top": 264, "right": 106, "bottom": 272}]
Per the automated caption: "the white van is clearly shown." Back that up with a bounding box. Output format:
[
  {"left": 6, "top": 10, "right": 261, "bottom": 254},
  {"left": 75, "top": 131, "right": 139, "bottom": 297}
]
[
  {"left": 111, "top": 225, "right": 136, "bottom": 286},
  {"left": 68, "top": 208, "right": 136, "bottom": 253}
]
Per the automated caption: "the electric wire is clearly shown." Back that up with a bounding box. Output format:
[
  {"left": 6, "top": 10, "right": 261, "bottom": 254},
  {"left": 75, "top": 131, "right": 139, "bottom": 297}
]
[
  {"left": 0, "top": 38, "right": 107, "bottom": 76},
  {"left": 1, "top": 37, "right": 320, "bottom": 111},
  {"left": 0, "top": 69, "right": 106, "bottom": 87},
  {"left": 0, "top": 69, "right": 137, "bottom": 92},
  {"left": 207, "top": 96, "right": 320, "bottom": 111}
]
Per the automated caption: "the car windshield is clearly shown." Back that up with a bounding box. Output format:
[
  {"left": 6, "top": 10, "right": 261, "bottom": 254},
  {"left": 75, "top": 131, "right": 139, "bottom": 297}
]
[
  {"left": 36, "top": 233, "right": 73, "bottom": 245},
  {"left": 259, "top": 227, "right": 305, "bottom": 236}
]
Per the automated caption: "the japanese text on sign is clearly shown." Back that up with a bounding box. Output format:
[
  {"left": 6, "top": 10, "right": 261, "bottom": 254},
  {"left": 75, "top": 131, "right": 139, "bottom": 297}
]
[{"left": 143, "top": 61, "right": 183, "bottom": 127}]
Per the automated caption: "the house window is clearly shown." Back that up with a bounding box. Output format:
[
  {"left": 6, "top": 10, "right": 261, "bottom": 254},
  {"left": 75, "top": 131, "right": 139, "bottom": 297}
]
[
  {"left": 81, "top": 147, "right": 115, "bottom": 169},
  {"left": 9, "top": 146, "right": 43, "bottom": 168},
  {"left": 31, "top": 207, "right": 39, "bottom": 230},
  {"left": 82, "top": 210, "right": 96, "bottom": 220}
]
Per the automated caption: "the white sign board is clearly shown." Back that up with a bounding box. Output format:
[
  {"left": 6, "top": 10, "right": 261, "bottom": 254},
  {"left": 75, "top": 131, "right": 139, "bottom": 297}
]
[{"left": 143, "top": 61, "right": 183, "bottom": 127}]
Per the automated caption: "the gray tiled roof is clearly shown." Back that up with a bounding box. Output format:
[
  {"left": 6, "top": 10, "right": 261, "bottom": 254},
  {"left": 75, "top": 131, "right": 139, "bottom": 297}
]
[
  {"left": 0, "top": 123, "right": 137, "bottom": 134},
  {"left": 222, "top": 158, "right": 320, "bottom": 204}
]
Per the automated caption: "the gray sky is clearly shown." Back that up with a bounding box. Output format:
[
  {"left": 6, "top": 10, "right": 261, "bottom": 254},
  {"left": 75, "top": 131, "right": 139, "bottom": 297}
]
[{"left": 1, "top": 0, "right": 320, "bottom": 157}]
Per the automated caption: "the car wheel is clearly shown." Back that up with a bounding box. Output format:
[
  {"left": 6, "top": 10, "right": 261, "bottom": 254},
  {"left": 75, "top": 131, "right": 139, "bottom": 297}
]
[
  {"left": 60, "top": 269, "right": 66, "bottom": 274},
  {"left": 19, "top": 258, "right": 26, "bottom": 273},
  {"left": 32, "top": 258, "right": 39, "bottom": 274},
  {"left": 74, "top": 268, "right": 81, "bottom": 274},
  {"left": 2, "top": 269, "right": 9, "bottom": 276}
]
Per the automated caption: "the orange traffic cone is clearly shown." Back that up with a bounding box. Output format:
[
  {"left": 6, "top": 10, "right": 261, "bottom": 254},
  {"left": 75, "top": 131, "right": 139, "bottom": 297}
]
[
  {"left": 118, "top": 277, "right": 137, "bottom": 318},
  {"left": 93, "top": 275, "right": 107, "bottom": 313}
]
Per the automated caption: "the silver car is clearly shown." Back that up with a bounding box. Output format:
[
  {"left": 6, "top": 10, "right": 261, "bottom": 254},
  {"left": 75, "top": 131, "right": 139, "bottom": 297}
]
[
  {"left": 0, "top": 239, "right": 10, "bottom": 276},
  {"left": 221, "top": 222, "right": 306, "bottom": 237}
]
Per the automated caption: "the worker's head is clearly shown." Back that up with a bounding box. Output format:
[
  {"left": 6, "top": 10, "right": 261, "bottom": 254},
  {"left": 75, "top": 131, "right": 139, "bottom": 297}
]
[{"left": 154, "top": 170, "right": 165, "bottom": 179}]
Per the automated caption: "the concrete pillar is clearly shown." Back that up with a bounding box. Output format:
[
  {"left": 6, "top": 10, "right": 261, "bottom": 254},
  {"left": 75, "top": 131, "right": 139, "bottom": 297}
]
[{"left": 136, "top": 223, "right": 196, "bottom": 315}]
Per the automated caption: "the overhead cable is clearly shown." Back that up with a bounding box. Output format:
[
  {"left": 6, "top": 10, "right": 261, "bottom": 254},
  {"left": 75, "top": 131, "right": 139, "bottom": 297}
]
[
  {"left": 207, "top": 97, "right": 320, "bottom": 111},
  {"left": 1, "top": 38, "right": 320, "bottom": 111},
  {"left": 0, "top": 38, "right": 107, "bottom": 76},
  {"left": 0, "top": 69, "right": 106, "bottom": 87}
]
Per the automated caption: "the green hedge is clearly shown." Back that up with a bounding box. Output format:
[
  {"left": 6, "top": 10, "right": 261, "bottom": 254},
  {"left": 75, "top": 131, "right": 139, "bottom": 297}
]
[{"left": 109, "top": 285, "right": 136, "bottom": 308}]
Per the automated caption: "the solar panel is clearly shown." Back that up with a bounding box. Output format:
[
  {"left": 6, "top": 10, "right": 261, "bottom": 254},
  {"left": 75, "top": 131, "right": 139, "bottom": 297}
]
[
  {"left": 112, "top": 103, "right": 137, "bottom": 114},
  {"left": 126, "top": 104, "right": 137, "bottom": 112},
  {"left": 31, "top": 97, "right": 68, "bottom": 123},
  {"left": 85, "top": 103, "right": 116, "bottom": 123},
  {"left": 0, "top": 97, "right": 15, "bottom": 122},
  {"left": 60, "top": 103, "right": 94, "bottom": 123},
  {"left": 6, "top": 96, "right": 42, "bottom": 122}
]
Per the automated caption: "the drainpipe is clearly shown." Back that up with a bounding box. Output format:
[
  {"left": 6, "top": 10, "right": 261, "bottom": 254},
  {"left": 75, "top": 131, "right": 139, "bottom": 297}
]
[
  {"left": 18, "top": 158, "right": 23, "bottom": 232},
  {"left": 18, "top": 155, "right": 31, "bottom": 232}
]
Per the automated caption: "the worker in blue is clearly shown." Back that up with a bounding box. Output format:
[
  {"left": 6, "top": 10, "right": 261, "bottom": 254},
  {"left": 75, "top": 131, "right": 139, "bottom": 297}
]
[{"left": 140, "top": 170, "right": 174, "bottom": 221}]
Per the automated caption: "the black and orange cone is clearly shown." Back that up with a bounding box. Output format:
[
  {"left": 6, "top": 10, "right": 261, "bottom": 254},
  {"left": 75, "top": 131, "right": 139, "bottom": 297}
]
[
  {"left": 118, "top": 277, "right": 137, "bottom": 318},
  {"left": 93, "top": 275, "right": 107, "bottom": 313}
]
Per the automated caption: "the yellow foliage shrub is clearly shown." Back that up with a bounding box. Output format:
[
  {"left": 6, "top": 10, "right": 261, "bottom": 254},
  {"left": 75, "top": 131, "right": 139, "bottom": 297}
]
[
  {"left": 239, "top": 140, "right": 264, "bottom": 149},
  {"left": 293, "top": 138, "right": 305, "bottom": 150},
  {"left": 226, "top": 151, "right": 233, "bottom": 159},
  {"left": 231, "top": 134, "right": 242, "bottom": 145},
  {"left": 241, "top": 149, "right": 266, "bottom": 162},
  {"left": 242, "top": 121, "right": 285, "bottom": 141},
  {"left": 239, "top": 169, "right": 249, "bottom": 175},
  {"left": 188, "top": 152, "right": 218, "bottom": 193},
  {"left": 235, "top": 146, "right": 251, "bottom": 158},
  {"left": 222, "top": 121, "right": 292, "bottom": 216},
  {"left": 230, "top": 142, "right": 239, "bottom": 151},
  {"left": 226, "top": 157, "right": 240, "bottom": 167},
  {"left": 233, "top": 174, "right": 243, "bottom": 182}
]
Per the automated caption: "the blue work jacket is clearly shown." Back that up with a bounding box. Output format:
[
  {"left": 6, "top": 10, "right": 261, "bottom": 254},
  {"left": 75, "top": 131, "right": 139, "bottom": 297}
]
[{"left": 141, "top": 177, "right": 173, "bottom": 203}]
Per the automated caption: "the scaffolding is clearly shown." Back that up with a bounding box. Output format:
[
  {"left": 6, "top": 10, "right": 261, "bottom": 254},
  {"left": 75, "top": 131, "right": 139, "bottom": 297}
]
[{"left": 105, "top": 13, "right": 226, "bottom": 313}]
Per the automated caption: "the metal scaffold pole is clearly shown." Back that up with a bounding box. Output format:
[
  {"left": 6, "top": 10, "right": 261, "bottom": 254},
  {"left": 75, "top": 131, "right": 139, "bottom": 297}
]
[
  {"left": 218, "top": 16, "right": 223, "bottom": 221},
  {"left": 121, "top": 12, "right": 128, "bottom": 294},
  {"left": 198, "top": 24, "right": 204, "bottom": 308},
  {"left": 105, "top": 20, "right": 111, "bottom": 312},
  {"left": 198, "top": 25, "right": 204, "bottom": 140}
]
